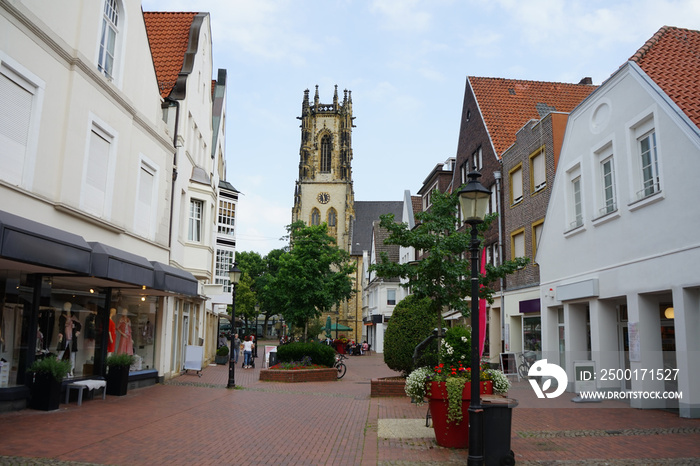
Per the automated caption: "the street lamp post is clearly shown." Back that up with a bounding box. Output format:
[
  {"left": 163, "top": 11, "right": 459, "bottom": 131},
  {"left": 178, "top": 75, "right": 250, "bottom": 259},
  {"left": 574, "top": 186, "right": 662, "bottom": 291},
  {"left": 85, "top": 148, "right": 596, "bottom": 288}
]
[
  {"left": 227, "top": 263, "right": 242, "bottom": 388},
  {"left": 457, "top": 171, "right": 492, "bottom": 466}
]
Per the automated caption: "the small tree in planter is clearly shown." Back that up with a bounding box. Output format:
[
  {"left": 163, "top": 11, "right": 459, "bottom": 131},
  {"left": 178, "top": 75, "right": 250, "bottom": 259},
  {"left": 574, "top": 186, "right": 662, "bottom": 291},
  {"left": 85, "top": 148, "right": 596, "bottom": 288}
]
[
  {"left": 215, "top": 345, "right": 230, "bottom": 364},
  {"left": 27, "top": 355, "right": 71, "bottom": 411},
  {"left": 105, "top": 353, "right": 135, "bottom": 396}
]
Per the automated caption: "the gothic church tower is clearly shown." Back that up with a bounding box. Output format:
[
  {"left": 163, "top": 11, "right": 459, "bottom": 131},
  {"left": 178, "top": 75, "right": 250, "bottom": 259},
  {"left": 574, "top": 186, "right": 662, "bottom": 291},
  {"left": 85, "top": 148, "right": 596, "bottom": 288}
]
[{"left": 292, "top": 85, "right": 355, "bottom": 252}]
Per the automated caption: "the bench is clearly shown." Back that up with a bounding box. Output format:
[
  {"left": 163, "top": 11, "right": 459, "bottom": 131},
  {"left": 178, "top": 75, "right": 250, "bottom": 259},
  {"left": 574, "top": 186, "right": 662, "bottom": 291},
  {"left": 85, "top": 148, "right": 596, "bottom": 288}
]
[{"left": 65, "top": 379, "right": 107, "bottom": 406}]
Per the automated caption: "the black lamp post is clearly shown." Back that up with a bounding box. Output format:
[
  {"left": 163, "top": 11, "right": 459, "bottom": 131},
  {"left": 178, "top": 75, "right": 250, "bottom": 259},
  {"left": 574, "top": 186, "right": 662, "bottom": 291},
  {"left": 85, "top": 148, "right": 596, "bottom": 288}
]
[
  {"left": 457, "top": 171, "right": 492, "bottom": 466},
  {"left": 227, "top": 263, "right": 242, "bottom": 388}
]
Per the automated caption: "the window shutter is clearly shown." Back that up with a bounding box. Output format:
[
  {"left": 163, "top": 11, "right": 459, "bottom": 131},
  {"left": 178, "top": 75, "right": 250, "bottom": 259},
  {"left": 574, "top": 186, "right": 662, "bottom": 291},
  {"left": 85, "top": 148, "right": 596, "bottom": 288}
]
[{"left": 0, "top": 72, "right": 32, "bottom": 185}]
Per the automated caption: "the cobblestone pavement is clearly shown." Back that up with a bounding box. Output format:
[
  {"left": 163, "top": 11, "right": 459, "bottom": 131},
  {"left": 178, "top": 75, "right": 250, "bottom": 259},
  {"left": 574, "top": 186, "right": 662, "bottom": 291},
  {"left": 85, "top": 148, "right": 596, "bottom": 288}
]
[{"left": 0, "top": 343, "right": 699, "bottom": 465}]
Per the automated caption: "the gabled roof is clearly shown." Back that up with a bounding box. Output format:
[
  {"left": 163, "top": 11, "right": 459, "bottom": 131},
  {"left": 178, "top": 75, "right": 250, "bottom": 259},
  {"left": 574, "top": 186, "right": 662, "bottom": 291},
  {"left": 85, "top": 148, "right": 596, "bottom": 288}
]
[
  {"left": 143, "top": 11, "right": 198, "bottom": 98},
  {"left": 629, "top": 26, "right": 700, "bottom": 128},
  {"left": 351, "top": 201, "right": 403, "bottom": 256},
  {"left": 469, "top": 77, "right": 596, "bottom": 156}
]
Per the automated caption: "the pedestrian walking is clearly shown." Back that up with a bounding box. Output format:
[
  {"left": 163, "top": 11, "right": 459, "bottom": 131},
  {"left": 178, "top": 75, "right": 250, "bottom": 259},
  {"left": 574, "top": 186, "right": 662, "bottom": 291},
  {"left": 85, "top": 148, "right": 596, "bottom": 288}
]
[
  {"left": 242, "top": 336, "right": 254, "bottom": 368},
  {"left": 232, "top": 333, "right": 241, "bottom": 363}
]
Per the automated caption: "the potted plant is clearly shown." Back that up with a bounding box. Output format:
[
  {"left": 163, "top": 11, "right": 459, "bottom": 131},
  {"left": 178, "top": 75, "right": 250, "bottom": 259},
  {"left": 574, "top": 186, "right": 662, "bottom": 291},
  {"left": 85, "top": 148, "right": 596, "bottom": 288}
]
[
  {"left": 105, "top": 353, "right": 135, "bottom": 396},
  {"left": 215, "top": 345, "right": 230, "bottom": 364},
  {"left": 27, "top": 355, "right": 71, "bottom": 411},
  {"left": 404, "top": 326, "right": 511, "bottom": 448}
]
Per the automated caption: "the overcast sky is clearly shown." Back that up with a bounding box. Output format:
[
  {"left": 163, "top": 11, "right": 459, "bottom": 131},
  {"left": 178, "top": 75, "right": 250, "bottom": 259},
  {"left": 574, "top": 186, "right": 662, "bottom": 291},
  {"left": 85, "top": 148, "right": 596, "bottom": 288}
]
[{"left": 141, "top": 0, "right": 700, "bottom": 256}]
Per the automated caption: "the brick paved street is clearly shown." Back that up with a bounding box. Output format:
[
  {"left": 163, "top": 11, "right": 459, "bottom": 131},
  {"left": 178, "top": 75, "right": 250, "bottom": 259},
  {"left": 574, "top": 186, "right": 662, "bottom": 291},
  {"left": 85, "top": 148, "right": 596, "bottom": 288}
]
[{"left": 0, "top": 345, "right": 699, "bottom": 465}]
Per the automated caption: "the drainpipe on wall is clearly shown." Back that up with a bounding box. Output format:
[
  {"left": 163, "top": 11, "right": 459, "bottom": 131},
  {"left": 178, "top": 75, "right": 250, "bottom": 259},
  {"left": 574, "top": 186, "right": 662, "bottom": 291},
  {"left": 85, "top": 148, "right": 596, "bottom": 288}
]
[
  {"left": 163, "top": 97, "right": 180, "bottom": 250},
  {"left": 493, "top": 170, "right": 505, "bottom": 353}
]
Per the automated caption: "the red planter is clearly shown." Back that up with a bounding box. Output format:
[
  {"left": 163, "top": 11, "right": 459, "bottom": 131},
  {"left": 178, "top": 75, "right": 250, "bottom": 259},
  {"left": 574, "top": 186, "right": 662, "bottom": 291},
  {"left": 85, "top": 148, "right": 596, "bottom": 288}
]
[{"left": 428, "top": 380, "right": 493, "bottom": 449}]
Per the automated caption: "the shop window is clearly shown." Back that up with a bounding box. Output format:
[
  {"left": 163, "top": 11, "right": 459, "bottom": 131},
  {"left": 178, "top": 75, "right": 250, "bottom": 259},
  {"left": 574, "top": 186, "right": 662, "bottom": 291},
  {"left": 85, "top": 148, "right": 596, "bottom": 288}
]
[{"left": 523, "top": 316, "right": 541, "bottom": 354}]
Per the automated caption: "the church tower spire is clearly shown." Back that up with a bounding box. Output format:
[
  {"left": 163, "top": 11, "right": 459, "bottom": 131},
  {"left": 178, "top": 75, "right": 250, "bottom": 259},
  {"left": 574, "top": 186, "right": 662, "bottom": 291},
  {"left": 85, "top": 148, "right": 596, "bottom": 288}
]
[{"left": 292, "top": 85, "right": 355, "bottom": 252}]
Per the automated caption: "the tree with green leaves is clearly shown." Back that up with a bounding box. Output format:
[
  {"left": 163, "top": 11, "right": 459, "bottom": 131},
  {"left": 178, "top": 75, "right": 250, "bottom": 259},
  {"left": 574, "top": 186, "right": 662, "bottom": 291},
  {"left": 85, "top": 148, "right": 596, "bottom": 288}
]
[
  {"left": 271, "top": 221, "right": 356, "bottom": 340},
  {"left": 369, "top": 188, "right": 528, "bottom": 353}
]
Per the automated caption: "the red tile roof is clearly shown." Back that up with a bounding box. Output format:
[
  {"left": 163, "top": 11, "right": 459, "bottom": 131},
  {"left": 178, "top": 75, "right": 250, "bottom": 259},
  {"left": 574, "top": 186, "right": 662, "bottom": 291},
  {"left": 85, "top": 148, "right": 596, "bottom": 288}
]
[
  {"left": 469, "top": 77, "right": 596, "bottom": 156},
  {"left": 143, "top": 12, "right": 198, "bottom": 98},
  {"left": 629, "top": 26, "right": 700, "bottom": 129}
]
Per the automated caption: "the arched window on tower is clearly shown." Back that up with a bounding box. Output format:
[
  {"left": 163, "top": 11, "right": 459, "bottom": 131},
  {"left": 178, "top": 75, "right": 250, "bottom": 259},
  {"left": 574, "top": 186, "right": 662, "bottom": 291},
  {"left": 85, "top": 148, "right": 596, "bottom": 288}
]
[
  {"left": 311, "top": 208, "right": 321, "bottom": 226},
  {"left": 320, "top": 135, "right": 331, "bottom": 173},
  {"left": 327, "top": 208, "right": 337, "bottom": 238}
]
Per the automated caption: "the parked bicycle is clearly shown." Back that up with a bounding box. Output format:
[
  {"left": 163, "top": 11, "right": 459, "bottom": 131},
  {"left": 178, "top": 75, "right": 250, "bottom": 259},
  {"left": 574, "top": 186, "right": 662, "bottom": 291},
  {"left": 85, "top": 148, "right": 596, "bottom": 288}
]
[
  {"left": 334, "top": 353, "right": 348, "bottom": 379},
  {"left": 518, "top": 351, "right": 538, "bottom": 379}
]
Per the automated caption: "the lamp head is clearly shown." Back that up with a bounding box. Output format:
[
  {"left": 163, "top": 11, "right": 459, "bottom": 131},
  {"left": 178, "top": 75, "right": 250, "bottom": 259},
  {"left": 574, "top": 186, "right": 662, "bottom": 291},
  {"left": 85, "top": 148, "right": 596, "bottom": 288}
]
[
  {"left": 228, "top": 262, "right": 242, "bottom": 285},
  {"left": 458, "top": 171, "right": 492, "bottom": 225}
]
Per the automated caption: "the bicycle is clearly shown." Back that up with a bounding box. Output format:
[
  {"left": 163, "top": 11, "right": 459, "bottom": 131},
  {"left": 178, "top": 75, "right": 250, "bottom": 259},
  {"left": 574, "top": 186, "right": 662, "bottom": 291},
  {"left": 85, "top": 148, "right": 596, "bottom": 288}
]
[
  {"left": 334, "top": 353, "right": 348, "bottom": 379},
  {"left": 518, "top": 351, "right": 537, "bottom": 379}
]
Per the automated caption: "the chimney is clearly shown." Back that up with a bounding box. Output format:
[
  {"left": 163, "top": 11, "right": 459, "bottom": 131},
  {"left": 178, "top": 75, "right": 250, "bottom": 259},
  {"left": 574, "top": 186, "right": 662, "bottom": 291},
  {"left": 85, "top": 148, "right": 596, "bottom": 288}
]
[{"left": 578, "top": 77, "right": 593, "bottom": 85}]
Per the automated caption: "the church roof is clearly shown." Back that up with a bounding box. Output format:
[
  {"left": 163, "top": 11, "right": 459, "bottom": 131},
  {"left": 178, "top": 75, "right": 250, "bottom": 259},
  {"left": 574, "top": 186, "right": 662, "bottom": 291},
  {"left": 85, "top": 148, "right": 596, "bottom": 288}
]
[
  {"left": 143, "top": 11, "right": 198, "bottom": 98},
  {"left": 468, "top": 76, "right": 596, "bottom": 156},
  {"left": 351, "top": 201, "right": 403, "bottom": 256},
  {"left": 629, "top": 26, "right": 700, "bottom": 129}
]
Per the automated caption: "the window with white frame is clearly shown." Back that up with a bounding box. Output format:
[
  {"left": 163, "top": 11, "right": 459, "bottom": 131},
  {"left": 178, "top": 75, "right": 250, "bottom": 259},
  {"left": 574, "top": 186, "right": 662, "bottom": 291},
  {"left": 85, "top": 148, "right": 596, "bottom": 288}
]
[
  {"left": 509, "top": 164, "right": 523, "bottom": 205},
  {"left": 98, "top": 0, "right": 119, "bottom": 80},
  {"left": 83, "top": 122, "right": 115, "bottom": 219},
  {"left": 595, "top": 142, "right": 616, "bottom": 216},
  {"left": 387, "top": 289, "right": 396, "bottom": 305},
  {"left": 218, "top": 198, "right": 235, "bottom": 236},
  {"left": 472, "top": 147, "right": 483, "bottom": 170},
  {"left": 639, "top": 130, "right": 659, "bottom": 199},
  {"left": 215, "top": 248, "right": 234, "bottom": 292},
  {"left": 188, "top": 199, "right": 203, "bottom": 242},
  {"left": 134, "top": 160, "right": 157, "bottom": 238},
  {"left": 0, "top": 59, "right": 42, "bottom": 188},
  {"left": 530, "top": 148, "right": 546, "bottom": 192},
  {"left": 567, "top": 165, "right": 583, "bottom": 229},
  {"left": 511, "top": 229, "right": 525, "bottom": 259},
  {"left": 423, "top": 182, "right": 437, "bottom": 210}
]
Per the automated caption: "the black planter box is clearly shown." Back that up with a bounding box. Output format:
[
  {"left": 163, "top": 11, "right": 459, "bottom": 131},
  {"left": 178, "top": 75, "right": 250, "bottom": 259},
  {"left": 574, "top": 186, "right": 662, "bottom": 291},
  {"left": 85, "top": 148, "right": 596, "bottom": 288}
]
[
  {"left": 29, "top": 372, "right": 62, "bottom": 411},
  {"left": 106, "top": 366, "right": 130, "bottom": 396}
]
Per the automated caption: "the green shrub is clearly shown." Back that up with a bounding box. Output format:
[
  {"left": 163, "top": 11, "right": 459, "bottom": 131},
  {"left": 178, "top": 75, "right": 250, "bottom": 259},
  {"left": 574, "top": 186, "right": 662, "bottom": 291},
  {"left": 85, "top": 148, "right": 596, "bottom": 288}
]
[
  {"left": 105, "top": 353, "right": 135, "bottom": 367},
  {"left": 216, "top": 345, "right": 229, "bottom": 356},
  {"left": 276, "top": 342, "right": 336, "bottom": 367},
  {"left": 383, "top": 295, "right": 439, "bottom": 376},
  {"left": 27, "top": 355, "right": 71, "bottom": 382}
]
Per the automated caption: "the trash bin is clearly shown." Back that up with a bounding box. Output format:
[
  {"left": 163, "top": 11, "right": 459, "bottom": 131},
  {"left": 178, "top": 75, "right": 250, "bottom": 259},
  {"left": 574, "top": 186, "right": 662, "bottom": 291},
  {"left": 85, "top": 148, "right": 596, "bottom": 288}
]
[{"left": 482, "top": 396, "right": 518, "bottom": 466}]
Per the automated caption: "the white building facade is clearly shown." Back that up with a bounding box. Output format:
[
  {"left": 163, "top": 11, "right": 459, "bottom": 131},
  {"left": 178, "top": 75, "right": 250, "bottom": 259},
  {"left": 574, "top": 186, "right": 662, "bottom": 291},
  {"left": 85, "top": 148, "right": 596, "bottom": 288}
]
[{"left": 537, "top": 44, "right": 700, "bottom": 418}]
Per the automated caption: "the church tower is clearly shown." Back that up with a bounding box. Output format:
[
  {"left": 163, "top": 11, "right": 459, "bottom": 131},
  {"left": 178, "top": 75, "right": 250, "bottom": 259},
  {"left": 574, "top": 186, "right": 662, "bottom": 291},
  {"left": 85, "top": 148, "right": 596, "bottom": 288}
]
[{"left": 292, "top": 85, "right": 355, "bottom": 252}]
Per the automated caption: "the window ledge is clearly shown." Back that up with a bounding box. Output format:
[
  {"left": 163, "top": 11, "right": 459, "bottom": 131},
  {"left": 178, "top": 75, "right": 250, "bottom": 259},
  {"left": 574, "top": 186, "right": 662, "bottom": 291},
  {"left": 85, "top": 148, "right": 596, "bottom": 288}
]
[
  {"left": 564, "top": 223, "right": 586, "bottom": 238},
  {"left": 592, "top": 209, "right": 620, "bottom": 227},
  {"left": 628, "top": 190, "right": 664, "bottom": 212}
]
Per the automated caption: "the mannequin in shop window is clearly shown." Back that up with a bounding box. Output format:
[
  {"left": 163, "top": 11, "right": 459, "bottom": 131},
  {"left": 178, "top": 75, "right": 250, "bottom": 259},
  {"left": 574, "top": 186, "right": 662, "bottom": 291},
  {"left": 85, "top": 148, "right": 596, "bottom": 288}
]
[
  {"left": 108, "top": 308, "right": 117, "bottom": 355},
  {"left": 116, "top": 309, "right": 133, "bottom": 355},
  {"left": 57, "top": 302, "right": 81, "bottom": 377}
]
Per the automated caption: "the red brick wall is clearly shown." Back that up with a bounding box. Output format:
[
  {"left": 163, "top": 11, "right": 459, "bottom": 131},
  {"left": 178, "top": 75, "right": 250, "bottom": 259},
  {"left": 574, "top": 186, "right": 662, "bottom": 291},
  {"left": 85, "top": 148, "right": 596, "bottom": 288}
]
[
  {"left": 370, "top": 377, "right": 407, "bottom": 397},
  {"left": 259, "top": 368, "right": 337, "bottom": 383}
]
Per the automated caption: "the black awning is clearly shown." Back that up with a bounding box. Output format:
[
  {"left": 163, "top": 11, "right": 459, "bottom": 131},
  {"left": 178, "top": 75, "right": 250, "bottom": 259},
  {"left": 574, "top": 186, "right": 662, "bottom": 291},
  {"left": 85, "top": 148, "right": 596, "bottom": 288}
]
[
  {"left": 0, "top": 210, "right": 91, "bottom": 274},
  {"left": 89, "top": 242, "right": 154, "bottom": 288},
  {"left": 152, "top": 261, "right": 198, "bottom": 296}
]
